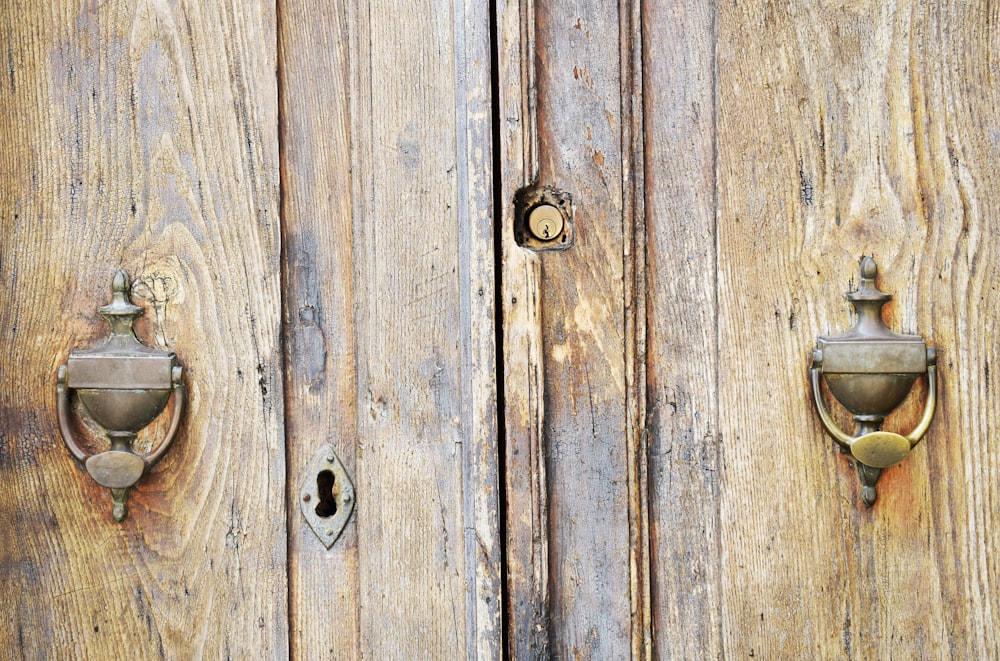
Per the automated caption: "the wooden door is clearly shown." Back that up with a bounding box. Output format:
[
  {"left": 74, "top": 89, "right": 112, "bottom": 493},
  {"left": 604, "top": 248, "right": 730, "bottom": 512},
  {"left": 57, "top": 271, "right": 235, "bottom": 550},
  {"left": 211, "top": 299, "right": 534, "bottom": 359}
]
[
  {"left": 498, "top": 0, "right": 1000, "bottom": 658},
  {"left": 1, "top": 1, "right": 500, "bottom": 658},
  {"left": 3, "top": 1, "right": 1000, "bottom": 659}
]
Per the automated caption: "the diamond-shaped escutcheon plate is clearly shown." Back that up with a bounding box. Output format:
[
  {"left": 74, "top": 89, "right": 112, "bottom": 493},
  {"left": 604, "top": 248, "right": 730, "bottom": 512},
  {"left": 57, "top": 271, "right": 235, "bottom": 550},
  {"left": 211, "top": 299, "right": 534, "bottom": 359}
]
[{"left": 300, "top": 444, "right": 355, "bottom": 549}]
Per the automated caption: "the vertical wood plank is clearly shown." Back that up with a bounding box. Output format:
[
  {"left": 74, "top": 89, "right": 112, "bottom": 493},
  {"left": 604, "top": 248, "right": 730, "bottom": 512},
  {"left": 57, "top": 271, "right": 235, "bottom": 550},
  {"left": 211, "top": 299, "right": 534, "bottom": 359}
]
[
  {"left": 716, "top": 0, "right": 1000, "bottom": 656},
  {"left": 454, "top": 0, "right": 506, "bottom": 655},
  {"left": 495, "top": 0, "right": 551, "bottom": 655},
  {"left": 353, "top": 1, "right": 466, "bottom": 650},
  {"left": 0, "top": 1, "right": 287, "bottom": 658},
  {"left": 642, "top": 1, "right": 722, "bottom": 658},
  {"left": 277, "top": 0, "right": 360, "bottom": 658},
  {"left": 498, "top": 0, "right": 640, "bottom": 656},
  {"left": 342, "top": 0, "right": 502, "bottom": 657},
  {"left": 535, "top": 1, "right": 632, "bottom": 654}
]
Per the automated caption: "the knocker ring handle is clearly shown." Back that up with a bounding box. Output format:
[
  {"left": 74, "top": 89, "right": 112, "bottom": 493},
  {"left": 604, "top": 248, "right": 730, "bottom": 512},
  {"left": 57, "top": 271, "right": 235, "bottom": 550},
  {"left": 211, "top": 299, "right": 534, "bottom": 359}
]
[
  {"left": 810, "top": 354, "right": 937, "bottom": 467},
  {"left": 56, "top": 365, "right": 185, "bottom": 468}
]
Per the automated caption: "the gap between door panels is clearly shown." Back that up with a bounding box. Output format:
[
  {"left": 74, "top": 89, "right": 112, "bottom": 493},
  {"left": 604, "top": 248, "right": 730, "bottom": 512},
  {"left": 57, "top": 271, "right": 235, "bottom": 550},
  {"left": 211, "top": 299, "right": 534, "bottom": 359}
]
[{"left": 487, "top": 3, "right": 512, "bottom": 661}]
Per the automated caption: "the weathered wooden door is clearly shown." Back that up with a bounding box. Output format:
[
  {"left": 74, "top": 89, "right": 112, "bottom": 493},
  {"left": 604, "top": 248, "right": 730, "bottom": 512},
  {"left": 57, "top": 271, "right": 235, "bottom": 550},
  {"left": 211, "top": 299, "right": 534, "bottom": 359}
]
[
  {"left": 3, "top": 1, "right": 999, "bottom": 659},
  {"left": 498, "top": 1, "right": 1000, "bottom": 658},
  {"left": 1, "top": 1, "right": 500, "bottom": 658}
]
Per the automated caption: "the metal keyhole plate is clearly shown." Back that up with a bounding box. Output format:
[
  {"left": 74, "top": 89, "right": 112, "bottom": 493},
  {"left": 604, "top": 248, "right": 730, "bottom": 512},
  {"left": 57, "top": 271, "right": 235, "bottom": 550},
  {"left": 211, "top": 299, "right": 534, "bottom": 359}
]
[
  {"left": 513, "top": 185, "right": 573, "bottom": 251},
  {"left": 300, "top": 444, "right": 355, "bottom": 548}
]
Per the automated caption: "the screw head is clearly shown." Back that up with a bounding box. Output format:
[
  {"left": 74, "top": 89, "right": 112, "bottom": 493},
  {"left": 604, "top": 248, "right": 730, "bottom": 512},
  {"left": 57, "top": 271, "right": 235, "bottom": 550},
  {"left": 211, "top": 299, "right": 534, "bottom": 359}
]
[{"left": 527, "top": 204, "right": 564, "bottom": 241}]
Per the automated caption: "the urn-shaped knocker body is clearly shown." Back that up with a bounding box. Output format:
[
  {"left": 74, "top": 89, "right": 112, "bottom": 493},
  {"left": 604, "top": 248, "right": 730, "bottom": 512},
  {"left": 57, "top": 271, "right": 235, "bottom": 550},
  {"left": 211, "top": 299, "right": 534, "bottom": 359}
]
[
  {"left": 57, "top": 270, "right": 184, "bottom": 521},
  {"left": 810, "top": 257, "right": 937, "bottom": 507}
]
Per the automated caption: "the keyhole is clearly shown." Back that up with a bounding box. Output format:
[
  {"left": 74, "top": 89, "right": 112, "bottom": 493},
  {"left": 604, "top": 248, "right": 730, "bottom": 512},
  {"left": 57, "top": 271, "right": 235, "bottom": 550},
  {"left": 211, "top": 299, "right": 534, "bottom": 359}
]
[
  {"left": 525, "top": 203, "right": 564, "bottom": 243},
  {"left": 314, "top": 470, "right": 337, "bottom": 518}
]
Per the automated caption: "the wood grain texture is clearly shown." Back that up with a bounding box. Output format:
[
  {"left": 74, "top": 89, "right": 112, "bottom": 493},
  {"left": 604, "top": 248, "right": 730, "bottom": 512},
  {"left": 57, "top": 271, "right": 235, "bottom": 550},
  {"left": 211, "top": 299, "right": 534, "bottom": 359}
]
[
  {"left": 535, "top": 2, "right": 633, "bottom": 655},
  {"left": 499, "top": 0, "right": 638, "bottom": 657},
  {"left": 643, "top": 1, "right": 722, "bottom": 658},
  {"left": 277, "top": 0, "right": 360, "bottom": 658},
  {"left": 496, "top": 0, "right": 552, "bottom": 655},
  {"left": 0, "top": 1, "right": 287, "bottom": 658},
  {"left": 345, "top": 0, "right": 501, "bottom": 657},
  {"left": 716, "top": 1, "right": 1000, "bottom": 657}
]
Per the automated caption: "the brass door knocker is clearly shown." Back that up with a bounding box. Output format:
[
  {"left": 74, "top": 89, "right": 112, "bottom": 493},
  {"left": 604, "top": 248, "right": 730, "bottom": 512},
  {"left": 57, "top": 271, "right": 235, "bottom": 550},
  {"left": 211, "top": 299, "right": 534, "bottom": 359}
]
[
  {"left": 810, "top": 257, "right": 937, "bottom": 507},
  {"left": 57, "top": 270, "right": 184, "bottom": 521}
]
